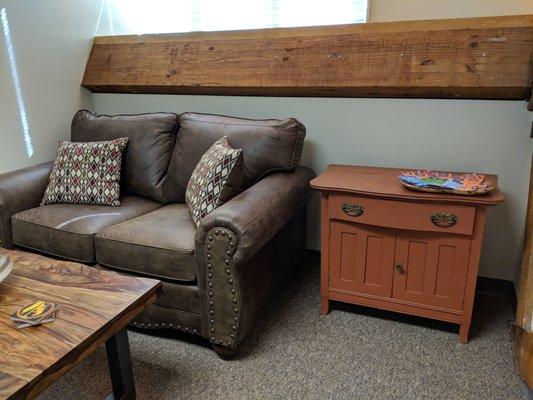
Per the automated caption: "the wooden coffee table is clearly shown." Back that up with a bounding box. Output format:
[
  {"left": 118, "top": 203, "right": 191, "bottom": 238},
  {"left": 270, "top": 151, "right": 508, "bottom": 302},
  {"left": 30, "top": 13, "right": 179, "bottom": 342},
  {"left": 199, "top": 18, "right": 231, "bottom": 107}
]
[{"left": 0, "top": 250, "right": 161, "bottom": 400}]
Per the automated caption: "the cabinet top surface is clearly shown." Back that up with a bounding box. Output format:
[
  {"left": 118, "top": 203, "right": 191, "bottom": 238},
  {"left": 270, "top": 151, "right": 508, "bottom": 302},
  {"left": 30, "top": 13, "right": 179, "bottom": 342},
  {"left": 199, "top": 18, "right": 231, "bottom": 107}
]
[{"left": 310, "top": 164, "right": 504, "bottom": 205}]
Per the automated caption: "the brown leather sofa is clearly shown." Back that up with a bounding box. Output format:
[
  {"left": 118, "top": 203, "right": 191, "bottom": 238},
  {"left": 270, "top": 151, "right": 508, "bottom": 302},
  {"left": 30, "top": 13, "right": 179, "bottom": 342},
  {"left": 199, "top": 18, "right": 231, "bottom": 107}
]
[{"left": 0, "top": 110, "right": 315, "bottom": 358}]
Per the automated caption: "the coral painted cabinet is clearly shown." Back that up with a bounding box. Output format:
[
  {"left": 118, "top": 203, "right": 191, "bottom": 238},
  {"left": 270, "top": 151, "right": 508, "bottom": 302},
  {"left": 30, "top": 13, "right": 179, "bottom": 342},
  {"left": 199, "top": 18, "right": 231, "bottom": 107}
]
[
  {"left": 329, "top": 225, "right": 471, "bottom": 311},
  {"left": 392, "top": 232, "right": 471, "bottom": 311},
  {"left": 329, "top": 221, "right": 395, "bottom": 298},
  {"left": 311, "top": 165, "right": 504, "bottom": 343}
]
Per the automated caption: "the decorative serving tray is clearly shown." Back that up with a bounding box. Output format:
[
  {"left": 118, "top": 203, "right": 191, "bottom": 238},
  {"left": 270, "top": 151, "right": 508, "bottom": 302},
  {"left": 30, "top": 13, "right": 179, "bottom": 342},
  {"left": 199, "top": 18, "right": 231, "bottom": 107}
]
[{"left": 398, "top": 170, "right": 495, "bottom": 195}]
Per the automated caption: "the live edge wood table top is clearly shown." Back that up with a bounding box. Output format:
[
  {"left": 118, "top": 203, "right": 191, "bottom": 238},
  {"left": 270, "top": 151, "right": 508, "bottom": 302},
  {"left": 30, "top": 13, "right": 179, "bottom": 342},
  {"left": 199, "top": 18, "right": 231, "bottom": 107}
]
[
  {"left": 310, "top": 165, "right": 504, "bottom": 344},
  {"left": 0, "top": 250, "right": 161, "bottom": 400}
]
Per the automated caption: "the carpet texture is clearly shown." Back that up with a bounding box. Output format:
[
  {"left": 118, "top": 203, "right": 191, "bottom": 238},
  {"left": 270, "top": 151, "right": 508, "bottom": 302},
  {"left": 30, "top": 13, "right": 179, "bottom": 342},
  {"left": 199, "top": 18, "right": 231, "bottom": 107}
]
[{"left": 38, "top": 258, "right": 523, "bottom": 400}]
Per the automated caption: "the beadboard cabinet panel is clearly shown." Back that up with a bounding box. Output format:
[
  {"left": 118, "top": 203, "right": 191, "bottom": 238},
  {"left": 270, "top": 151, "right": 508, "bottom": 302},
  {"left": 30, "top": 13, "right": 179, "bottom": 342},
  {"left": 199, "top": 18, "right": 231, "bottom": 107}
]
[
  {"left": 393, "top": 232, "right": 471, "bottom": 311},
  {"left": 329, "top": 221, "right": 395, "bottom": 298}
]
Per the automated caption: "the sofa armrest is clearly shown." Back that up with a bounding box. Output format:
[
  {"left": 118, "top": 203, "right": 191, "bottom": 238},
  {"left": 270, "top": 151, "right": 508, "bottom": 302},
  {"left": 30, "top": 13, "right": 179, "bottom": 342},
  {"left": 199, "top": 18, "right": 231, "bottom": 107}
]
[
  {"left": 195, "top": 166, "right": 316, "bottom": 267},
  {"left": 0, "top": 162, "right": 53, "bottom": 248},
  {"left": 194, "top": 166, "right": 315, "bottom": 353}
]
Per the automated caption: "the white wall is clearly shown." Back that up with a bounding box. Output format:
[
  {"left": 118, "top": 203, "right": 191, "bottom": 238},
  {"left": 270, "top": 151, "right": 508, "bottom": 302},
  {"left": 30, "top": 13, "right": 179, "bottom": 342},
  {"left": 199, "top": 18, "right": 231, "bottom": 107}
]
[
  {"left": 91, "top": 0, "right": 533, "bottom": 283},
  {"left": 92, "top": 95, "right": 531, "bottom": 282},
  {"left": 370, "top": 0, "right": 533, "bottom": 21},
  {"left": 0, "top": 0, "right": 101, "bottom": 173}
]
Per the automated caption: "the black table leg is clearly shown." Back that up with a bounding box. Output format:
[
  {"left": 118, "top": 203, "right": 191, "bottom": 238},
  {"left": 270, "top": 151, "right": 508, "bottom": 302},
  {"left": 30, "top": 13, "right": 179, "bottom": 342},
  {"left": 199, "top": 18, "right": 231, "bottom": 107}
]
[{"left": 105, "top": 328, "right": 136, "bottom": 400}]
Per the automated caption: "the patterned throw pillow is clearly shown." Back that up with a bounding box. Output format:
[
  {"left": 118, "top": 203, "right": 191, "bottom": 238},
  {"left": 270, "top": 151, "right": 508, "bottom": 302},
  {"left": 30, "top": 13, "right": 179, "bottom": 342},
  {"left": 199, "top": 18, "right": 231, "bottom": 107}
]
[
  {"left": 186, "top": 136, "right": 244, "bottom": 226},
  {"left": 41, "top": 138, "right": 129, "bottom": 207}
]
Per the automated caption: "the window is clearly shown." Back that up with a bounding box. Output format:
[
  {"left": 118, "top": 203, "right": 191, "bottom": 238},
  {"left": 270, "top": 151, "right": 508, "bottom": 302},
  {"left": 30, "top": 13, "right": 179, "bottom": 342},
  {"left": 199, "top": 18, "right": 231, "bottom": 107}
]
[{"left": 98, "top": 0, "right": 368, "bottom": 36}]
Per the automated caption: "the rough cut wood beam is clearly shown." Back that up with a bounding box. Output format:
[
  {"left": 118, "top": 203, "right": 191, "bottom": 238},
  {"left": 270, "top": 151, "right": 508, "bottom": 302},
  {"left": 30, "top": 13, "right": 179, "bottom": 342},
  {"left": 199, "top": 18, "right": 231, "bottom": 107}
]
[{"left": 82, "top": 15, "right": 533, "bottom": 99}]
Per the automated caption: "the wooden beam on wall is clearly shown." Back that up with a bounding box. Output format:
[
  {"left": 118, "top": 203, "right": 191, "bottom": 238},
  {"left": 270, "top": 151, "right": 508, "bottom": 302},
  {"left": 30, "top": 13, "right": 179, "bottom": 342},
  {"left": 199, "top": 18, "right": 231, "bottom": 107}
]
[{"left": 82, "top": 15, "right": 533, "bottom": 99}]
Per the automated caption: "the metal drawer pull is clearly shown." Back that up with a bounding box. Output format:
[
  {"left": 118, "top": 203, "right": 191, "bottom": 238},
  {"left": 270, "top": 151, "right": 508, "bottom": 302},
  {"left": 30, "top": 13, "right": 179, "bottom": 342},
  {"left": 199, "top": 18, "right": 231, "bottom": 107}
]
[
  {"left": 431, "top": 213, "right": 457, "bottom": 227},
  {"left": 342, "top": 203, "right": 364, "bottom": 217},
  {"left": 395, "top": 264, "right": 405, "bottom": 274}
]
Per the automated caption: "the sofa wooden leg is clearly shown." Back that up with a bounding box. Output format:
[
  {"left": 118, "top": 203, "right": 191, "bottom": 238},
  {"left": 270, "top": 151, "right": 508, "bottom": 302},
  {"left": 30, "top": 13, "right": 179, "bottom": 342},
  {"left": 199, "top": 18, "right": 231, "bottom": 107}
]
[{"left": 213, "top": 344, "right": 239, "bottom": 360}]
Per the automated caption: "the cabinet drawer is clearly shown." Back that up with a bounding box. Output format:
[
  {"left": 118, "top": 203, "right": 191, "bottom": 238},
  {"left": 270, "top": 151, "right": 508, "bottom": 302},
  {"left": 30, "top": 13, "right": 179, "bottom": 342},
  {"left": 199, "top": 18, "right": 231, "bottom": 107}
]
[{"left": 329, "top": 194, "right": 476, "bottom": 236}]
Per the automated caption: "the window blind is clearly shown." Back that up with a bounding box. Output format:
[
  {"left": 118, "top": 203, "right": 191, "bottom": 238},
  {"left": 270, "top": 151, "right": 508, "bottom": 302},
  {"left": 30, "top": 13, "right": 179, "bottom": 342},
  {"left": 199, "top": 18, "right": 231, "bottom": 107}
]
[{"left": 102, "top": 0, "right": 368, "bottom": 36}]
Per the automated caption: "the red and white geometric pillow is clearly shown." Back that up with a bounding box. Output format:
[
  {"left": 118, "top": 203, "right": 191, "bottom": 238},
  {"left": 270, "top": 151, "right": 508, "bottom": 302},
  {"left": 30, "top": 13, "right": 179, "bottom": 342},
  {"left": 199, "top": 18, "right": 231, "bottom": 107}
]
[
  {"left": 186, "top": 136, "right": 244, "bottom": 226},
  {"left": 41, "top": 138, "right": 129, "bottom": 207}
]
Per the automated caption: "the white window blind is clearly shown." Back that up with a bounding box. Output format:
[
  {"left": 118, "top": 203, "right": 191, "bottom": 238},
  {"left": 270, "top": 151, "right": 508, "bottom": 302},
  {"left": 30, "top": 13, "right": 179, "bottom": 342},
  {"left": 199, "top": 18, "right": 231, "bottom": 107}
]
[{"left": 101, "top": 0, "right": 368, "bottom": 36}]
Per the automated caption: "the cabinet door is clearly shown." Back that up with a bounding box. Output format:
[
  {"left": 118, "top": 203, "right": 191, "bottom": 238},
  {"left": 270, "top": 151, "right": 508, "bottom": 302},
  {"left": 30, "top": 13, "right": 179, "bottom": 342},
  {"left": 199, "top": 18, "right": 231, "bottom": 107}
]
[
  {"left": 329, "top": 220, "right": 395, "bottom": 298},
  {"left": 393, "top": 231, "right": 471, "bottom": 311}
]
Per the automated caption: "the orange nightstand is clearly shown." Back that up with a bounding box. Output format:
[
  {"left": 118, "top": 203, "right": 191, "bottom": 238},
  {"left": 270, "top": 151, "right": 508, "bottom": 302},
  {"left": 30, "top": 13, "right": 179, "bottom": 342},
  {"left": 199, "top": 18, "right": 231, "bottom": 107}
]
[{"left": 310, "top": 164, "right": 504, "bottom": 343}]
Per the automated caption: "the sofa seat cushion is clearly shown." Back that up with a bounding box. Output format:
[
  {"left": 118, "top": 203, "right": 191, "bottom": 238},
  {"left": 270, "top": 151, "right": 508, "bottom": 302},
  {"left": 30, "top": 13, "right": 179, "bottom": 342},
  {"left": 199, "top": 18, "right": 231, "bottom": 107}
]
[
  {"left": 95, "top": 204, "right": 197, "bottom": 283},
  {"left": 11, "top": 196, "right": 162, "bottom": 263}
]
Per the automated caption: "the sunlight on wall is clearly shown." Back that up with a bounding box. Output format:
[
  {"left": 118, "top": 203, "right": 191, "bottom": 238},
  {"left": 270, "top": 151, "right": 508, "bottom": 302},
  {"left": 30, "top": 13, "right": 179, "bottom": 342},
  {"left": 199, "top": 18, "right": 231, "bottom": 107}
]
[
  {"left": 1, "top": 8, "right": 33, "bottom": 158},
  {"left": 101, "top": 0, "right": 368, "bottom": 35}
]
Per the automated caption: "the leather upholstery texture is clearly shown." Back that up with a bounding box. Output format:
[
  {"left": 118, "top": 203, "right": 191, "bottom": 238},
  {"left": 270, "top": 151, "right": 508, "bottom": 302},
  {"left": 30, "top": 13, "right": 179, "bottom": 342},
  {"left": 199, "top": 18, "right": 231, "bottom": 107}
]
[
  {"left": 132, "top": 304, "right": 202, "bottom": 334},
  {"left": 71, "top": 110, "right": 178, "bottom": 203},
  {"left": 195, "top": 166, "right": 316, "bottom": 268},
  {"left": 163, "top": 112, "right": 306, "bottom": 203},
  {"left": 96, "top": 204, "right": 197, "bottom": 282},
  {"left": 12, "top": 196, "right": 161, "bottom": 262},
  {"left": 0, "top": 110, "right": 315, "bottom": 357},
  {"left": 193, "top": 168, "right": 314, "bottom": 349},
  {"left": 233, "top": 207, "right": 307, "bottom": 346},
  {"left": 0, "top": 161, "right": 53, "bottom": 249},
  {"left": 154, "top": 280, "right": 201, "bottom": 314},
  {"left": 126, "top": 208, "right": 307, "bottom": 348}
]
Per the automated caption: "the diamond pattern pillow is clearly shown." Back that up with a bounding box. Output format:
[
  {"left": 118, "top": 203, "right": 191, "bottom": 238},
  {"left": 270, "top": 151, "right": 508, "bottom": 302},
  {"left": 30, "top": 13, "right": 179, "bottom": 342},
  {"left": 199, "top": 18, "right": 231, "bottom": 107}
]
[
  {"left": 186, "top": 136, "right": 244, "bottom": 226},
  {"left": 41, "top": 138, "right": 129, "bottom": 207}
]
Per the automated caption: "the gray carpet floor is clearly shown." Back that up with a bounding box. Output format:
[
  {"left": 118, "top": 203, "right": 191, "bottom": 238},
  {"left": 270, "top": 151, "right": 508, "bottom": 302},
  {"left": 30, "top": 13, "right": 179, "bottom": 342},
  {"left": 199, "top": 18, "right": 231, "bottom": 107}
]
[{"left": 38, "top": 258, "right": 524, "bottom": 400}]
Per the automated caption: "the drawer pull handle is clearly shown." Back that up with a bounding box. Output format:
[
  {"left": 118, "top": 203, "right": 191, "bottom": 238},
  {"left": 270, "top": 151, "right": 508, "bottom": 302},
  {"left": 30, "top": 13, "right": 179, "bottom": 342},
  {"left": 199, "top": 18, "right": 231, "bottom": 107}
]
[
  {"left": 396, "top": 264, "right": 405, "bottom": 274},
  {"left": 342, "top": 203, "right": 364, "bottom": 217},
  {"left": 431, "top": 213, "right": 457, "bottom": 227}
]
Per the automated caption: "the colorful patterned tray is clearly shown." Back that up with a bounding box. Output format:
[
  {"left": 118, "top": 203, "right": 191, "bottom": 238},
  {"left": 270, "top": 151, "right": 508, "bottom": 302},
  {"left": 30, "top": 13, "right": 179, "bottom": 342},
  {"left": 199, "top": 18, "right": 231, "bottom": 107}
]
[{"left": 398, "top": 170, "right": 495, "bottom": 195}]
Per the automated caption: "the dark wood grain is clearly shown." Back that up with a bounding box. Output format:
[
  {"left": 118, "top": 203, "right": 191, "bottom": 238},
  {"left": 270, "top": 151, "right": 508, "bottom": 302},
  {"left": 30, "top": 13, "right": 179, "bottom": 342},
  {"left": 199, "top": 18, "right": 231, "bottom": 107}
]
[
  {"left": 0, "top": 250, "right": 160, "bottom": 400},
  {"left": 82, "top": 15, "right": 533, "bottom": 99}
]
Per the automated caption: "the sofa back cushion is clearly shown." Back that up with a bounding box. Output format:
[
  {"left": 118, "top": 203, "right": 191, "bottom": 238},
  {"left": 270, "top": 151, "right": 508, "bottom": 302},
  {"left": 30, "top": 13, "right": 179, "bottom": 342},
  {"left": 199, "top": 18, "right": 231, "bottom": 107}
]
[
  {"left": 71, "top": 110, "right": 178, "bottom": 202},
  {"left": 163, "top": 112, "right": 306, "bottom": 203}
]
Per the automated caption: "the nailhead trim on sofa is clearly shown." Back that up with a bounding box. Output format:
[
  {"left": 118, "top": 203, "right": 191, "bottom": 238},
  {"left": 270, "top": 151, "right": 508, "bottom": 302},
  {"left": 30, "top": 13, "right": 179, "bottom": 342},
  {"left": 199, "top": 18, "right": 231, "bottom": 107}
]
[
  {"left": 205, "top": 227, "right": 241, "bottom": 348},
  {"left": 130, "top": 321, "right": 199, "bottom": 335}
]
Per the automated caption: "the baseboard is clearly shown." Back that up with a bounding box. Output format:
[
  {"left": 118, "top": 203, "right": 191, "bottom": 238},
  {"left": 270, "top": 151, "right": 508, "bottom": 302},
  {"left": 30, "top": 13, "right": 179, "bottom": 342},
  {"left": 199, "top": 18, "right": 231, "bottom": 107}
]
[
  {"left": 305, "top": 249, "right": 320, "bottom": 263},
  {"left": 476, "top": 276, "right": 517, "bottom": 312},
  {"left": 305, "top": 249, "right": 517, "bottom": 311}
]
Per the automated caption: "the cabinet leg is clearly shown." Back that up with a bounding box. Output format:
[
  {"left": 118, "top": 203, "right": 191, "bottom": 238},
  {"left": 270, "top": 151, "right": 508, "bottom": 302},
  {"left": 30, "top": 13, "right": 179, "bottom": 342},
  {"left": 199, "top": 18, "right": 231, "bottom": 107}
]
[
  {"left": 321, "top": 297, "right": 330, "bottom": 315},
  {"left": 459, "top": 323, "right": 470, "bottom": 344}
]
